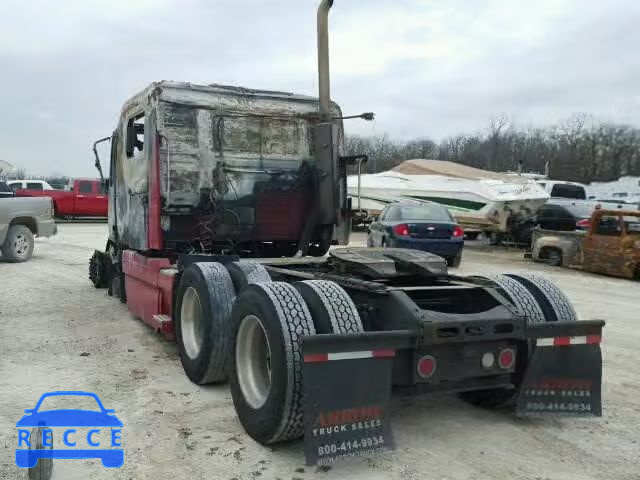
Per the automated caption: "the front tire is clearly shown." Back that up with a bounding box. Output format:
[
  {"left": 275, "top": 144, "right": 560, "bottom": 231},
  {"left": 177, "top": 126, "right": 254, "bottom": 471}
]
[
  {"left": 2, "top": 225, "right": 34, "bottom": 262},
  {"left": 89, "top": 251, "right": 108, "bottom": 288},
  {"left": 175, "top": 262, "right": 236, "bottom": 384},
  {"left": 229, "top": 282, "right": 315, "bottom": 444},
  {"left": 539, "top": 247, "right": 563, "bottom": 267}
]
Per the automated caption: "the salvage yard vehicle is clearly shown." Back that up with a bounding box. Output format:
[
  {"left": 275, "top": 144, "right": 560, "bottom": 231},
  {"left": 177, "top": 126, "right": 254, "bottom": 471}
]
[
  {"left": 532, "top": 209, "right": 640, "bottom": 279},
  {"left": 366, "top": 202, "right": 464, "bottom": 267},
  {"left": 89, "top": 0, "right": 604, "bottom": 466},
  {"left": 0, "top": 181, "right": 57, "bottom": 262},
  {"left": 15, "top": 178, "right": 107, "bottom": 219}
]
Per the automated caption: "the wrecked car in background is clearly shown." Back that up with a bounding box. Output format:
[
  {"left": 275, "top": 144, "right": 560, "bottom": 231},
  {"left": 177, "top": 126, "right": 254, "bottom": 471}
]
[{"left": 531, "top": 209, "right": 640, "bottom": 279}]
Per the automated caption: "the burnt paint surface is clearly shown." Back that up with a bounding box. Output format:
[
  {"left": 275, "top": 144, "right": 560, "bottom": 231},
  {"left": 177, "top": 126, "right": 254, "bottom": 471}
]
[
  {"left": 582, "top": 210, "right": 640, "bottom": 279},
  {"left": 533, "top": 210, "right": 640, "bottom": 279},
  {"left": 109, "top": 81, "right": 344, "bottom": 252}
]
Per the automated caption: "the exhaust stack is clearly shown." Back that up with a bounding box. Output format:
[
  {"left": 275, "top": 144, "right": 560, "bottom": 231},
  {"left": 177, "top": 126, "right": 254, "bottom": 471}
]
[{"left": 317, "top": 0, "right": 333, "bottom": 118}]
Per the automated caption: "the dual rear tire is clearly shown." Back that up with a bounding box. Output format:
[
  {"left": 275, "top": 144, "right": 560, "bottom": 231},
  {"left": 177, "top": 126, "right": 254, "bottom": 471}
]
[
  {"left": 461, "top": 273, "right": 577, "bottom": 407},
  {"left": 228, "top": 279, "right": 363, "bottom": 444},
  {"left": 174, "top": 260, "right": 362, "bottom": 444}
]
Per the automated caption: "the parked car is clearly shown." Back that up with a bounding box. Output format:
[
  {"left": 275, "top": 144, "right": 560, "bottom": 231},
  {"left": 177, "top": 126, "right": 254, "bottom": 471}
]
[
  {"left": 367, "top": 202, "right": 464, "bottom": 266},
  {"left": 15, "top": 178, "right": 107, "bottom": 218},
  {"left": 531, "top": 209, "right": 640, "bottom": 279},
  {"left": 7, "top": 179, "right": 54, "bottom": 191},
  {"left": 0, "top": 181, "right": 57, "bottom": 262}
]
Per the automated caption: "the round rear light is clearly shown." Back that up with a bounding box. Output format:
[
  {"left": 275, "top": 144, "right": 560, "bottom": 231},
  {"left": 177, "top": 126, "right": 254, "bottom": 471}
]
[
  {"left": 417, "top": 355, "right": 436, "bottom": 378},
  {"left": 498, "top": 348, "right": 515, "bottom": 369},
  {"left": 481, "top": 352, "right": 495, "bottom": 369}
]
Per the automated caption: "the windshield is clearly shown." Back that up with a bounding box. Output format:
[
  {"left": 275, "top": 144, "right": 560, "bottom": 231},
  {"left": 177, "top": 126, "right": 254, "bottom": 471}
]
[{"left": 389, "top": 205, "right": 453, "bottom": 222}]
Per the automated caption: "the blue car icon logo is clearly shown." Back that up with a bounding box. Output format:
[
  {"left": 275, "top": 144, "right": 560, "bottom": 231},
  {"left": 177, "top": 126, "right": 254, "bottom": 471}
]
[{"left": 15, "top": 391, "right": 123, "bottom": 468}]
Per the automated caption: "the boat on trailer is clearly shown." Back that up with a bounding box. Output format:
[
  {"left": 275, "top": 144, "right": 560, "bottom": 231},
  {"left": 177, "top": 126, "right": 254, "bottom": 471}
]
[{"left": 348, "top": 159, "right": 549, "bottom": 235}]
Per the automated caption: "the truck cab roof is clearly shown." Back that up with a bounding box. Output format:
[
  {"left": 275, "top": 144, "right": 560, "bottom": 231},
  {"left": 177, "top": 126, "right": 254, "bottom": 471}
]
[{"left": 121, "top": 81, "right": 339, "bottom": 119}]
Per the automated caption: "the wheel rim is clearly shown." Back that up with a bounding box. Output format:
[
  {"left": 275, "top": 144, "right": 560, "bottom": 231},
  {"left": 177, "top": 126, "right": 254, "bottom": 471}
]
[
  {"left": 181, "top": 287, "right": 205, "bottom": 359},
  {"left": 14, "top": 233, "right": 29, "bottom": 257},
  {"left": 236, "top": 314, "right": 272, "bottom": 409}
]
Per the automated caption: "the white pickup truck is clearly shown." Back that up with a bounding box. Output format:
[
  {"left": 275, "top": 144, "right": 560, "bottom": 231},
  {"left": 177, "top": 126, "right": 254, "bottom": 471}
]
[
  {"left": 0, "top": 180, "right": 57, "bottom": 262},
  {"left": 537, "top": 180, "right": 636, "bottom": 220}
]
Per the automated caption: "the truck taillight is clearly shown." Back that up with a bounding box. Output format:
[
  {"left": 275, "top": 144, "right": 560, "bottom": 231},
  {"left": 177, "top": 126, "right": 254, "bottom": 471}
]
[
  {"left": 393, "top": 224, "right": 410, "bottom": 236},
  {"left": 497, "top": 348, "right": 515, "bottom": 369},
  {"left": 452, "top": 226, "right": 464, "bottom": 238},
  {"left": 417, "top": 355, "right": 436, "bottom": 378}
]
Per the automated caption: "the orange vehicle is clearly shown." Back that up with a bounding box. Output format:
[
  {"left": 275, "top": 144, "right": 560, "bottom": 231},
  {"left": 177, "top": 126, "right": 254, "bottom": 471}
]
[{"left": 532, "top": 209, "right": 640, "bottom": 279}]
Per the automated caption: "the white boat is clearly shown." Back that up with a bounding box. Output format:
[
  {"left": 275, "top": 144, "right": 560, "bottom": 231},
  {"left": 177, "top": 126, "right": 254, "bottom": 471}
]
[{"left": 348, "top": 159, "right": 549, "bottom": 234}]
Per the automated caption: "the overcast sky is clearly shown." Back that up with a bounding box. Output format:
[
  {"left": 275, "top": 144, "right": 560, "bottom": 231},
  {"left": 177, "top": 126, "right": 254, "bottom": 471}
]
[{"left": 1, "top": 0, "right": 639, "bottom": 177}]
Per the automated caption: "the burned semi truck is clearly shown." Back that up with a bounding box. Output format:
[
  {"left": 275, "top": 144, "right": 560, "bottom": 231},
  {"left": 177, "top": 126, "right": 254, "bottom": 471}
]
[{"left": 90, "top": 0, "right": 603, "bottom": 466}]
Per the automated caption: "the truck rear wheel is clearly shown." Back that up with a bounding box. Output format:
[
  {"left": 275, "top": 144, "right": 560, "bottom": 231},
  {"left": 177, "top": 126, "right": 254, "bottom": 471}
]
[
  {"left": 506, "top": 273, "right": 577, "bottom": 322},
  {"left": 461, "top": 273, "right": 576, "bottom": 407},
  {"left": 229, "top": 282, "right": 315, "bottom": 444},
  {"left": 226, "top": 261, "right": 271, "bottom": 293},
  {"left": 293, "top": 280, "right": 363, "bottom": 334},
  {"left": 2, "top": 224, "right": 34, "bottom": 262},
  {"left": 175, "top": 262, "right": 236, "bottom": 384}
]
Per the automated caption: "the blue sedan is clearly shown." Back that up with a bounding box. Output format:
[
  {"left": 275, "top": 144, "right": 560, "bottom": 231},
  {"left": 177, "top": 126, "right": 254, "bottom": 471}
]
[{"left": 367, "top": 202, "right": 464, "bottom": 267}]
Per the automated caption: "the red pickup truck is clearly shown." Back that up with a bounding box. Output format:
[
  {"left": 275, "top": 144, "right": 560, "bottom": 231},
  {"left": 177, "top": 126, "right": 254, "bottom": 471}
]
[{"left": 16, "top": 178, "right": 107, "bottom": 218}]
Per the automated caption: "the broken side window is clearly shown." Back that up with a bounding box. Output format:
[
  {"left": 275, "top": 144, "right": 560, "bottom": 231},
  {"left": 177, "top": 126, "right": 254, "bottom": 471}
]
[
  {"left": 595, "top": 215, "right": 622, "bottom": 236},
  {"left": 126, "top": 113, "right": 145, "bottom": 158}
]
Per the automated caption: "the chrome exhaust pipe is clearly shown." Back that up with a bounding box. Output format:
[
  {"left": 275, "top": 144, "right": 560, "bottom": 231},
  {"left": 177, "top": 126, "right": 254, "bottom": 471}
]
[{"left": 317, "top": 0, "right": 333, "bottom": 118}]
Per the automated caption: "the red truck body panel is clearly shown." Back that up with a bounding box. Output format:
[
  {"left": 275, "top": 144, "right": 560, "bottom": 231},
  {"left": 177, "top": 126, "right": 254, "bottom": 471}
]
[
  {"left": 15, "top": 179, "right": 107, "bottom": 217},
  {"left": 122, "top": 250, "right": 175, "bottom": 339}
]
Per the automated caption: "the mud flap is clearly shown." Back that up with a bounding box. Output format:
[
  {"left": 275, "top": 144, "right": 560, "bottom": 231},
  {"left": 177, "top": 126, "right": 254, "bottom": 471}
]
[
  {"left": 301, "top": 332, "right": 410, "bottom": 466},
  {"left": 517, "top": 320, "right": 604, "bottom": 417}
]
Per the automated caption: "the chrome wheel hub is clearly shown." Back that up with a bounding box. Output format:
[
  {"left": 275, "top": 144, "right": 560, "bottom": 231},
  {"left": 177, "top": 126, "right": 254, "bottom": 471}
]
[
  {"left": 181, "top": 287, "right": 205, "bottom": 359},
  {"left": 236, "top": 315, "right": 272, "bottom": 409}
]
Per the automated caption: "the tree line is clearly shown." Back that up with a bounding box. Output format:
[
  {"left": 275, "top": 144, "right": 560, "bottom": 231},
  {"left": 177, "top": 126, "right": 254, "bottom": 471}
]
[{"left": 345, "top": 114, "right": 640, "bottom": 184}]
